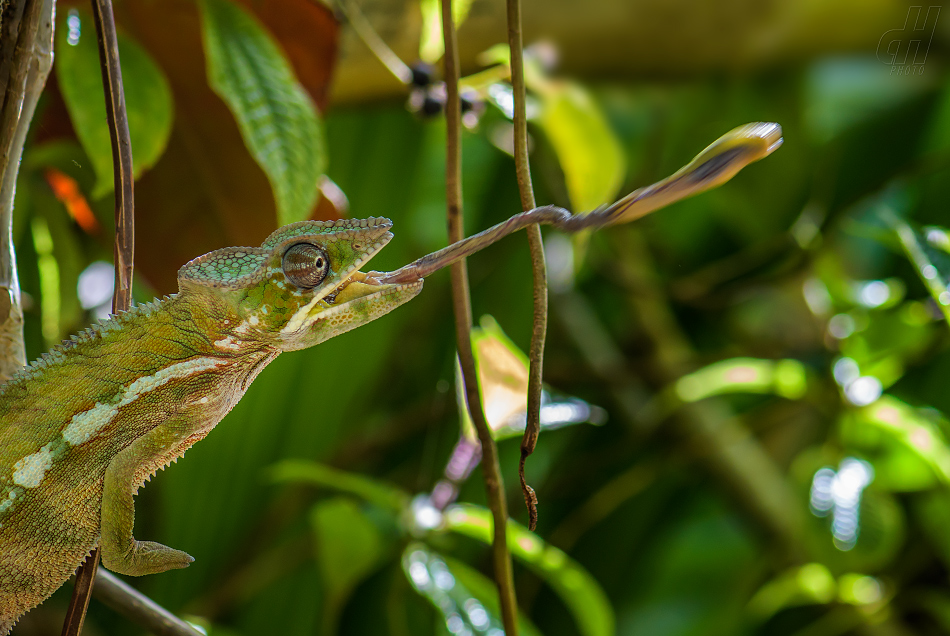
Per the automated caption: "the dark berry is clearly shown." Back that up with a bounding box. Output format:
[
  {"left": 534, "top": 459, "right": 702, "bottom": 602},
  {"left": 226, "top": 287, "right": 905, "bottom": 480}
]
[
  {"left": 421, "top": 94, "right": 444, "bottom": 116},
  {"left": 410, "top": 62, "right": 436, "bottom": 88}
]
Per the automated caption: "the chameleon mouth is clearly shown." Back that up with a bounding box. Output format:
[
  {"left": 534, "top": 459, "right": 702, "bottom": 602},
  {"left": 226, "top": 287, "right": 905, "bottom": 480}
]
[
  {"left": 320, "top": 270, "right": 424, "bottom": 308},
  {"left": 313, "top": 269, "right": 423, "bottom": 317},
  {"left": 321, "top": 271, "right": 377, "bottom": 305}
]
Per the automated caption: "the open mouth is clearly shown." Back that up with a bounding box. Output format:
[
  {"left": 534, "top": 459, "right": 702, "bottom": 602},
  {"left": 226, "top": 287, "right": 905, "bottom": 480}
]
[{"left": 322, "top": 271, "right": 380, "bottom": 305}]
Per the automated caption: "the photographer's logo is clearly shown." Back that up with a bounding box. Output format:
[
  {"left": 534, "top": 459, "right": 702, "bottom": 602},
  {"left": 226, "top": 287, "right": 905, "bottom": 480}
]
[{"left": 877, "top": 6, "right": 940, "bottom": 75}]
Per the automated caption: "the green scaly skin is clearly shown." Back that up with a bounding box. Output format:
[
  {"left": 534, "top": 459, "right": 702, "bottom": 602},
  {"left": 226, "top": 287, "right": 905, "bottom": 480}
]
[{"left": 0, "top": 217, "right": 422, "bottom": 633}]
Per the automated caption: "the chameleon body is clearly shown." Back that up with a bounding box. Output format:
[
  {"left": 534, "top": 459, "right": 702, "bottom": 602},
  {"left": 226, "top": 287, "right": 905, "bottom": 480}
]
[{"left": 0, "top": 218, "right": 421, "bottom": 632}]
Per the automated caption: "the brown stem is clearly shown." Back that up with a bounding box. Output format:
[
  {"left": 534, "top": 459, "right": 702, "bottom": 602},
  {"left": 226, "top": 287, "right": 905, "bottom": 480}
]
[
  {"left": 93, "top": 0, "right": 135, "bottom": 312},
  {"left": 0, "top": 0, "right": 52, "bottom": 382},
  {"left": 505, "top": 0, "right": 533, "bottom": 212},
  {"left": 93, "top": 571, "right": 205, "bottom": 636},
  {"left": 505, "top": 0, "right": 545, "bottom": 533},
  {"left": 64, "top": 0, "right": 136, "bottom": 633},
  {"left": 441, "top": 0, "right": 519, "bottom": 633}
]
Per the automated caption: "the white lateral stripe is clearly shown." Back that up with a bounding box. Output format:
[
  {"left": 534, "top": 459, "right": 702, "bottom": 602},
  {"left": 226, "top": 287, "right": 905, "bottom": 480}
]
[
  {"left": 12, "top": 443, "right": 55, "bottom": 488},
  {"left": 62, "top": 357, "right": 226, "bottom": 446}
]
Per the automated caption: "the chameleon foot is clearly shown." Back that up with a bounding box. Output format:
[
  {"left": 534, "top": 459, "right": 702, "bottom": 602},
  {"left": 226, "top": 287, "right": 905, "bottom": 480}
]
[{"left": 102, "top": 541, "right": 194, "bottom": 576}]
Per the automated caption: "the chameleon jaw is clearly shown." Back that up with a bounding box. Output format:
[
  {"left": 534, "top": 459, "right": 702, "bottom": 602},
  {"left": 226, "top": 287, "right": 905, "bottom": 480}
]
[
  {"left": 279, "top": 273, "right": 422, "bottom": 349},
  {"left": 293, "top": 269, "right": 423, "bottom": 333},
  {"left": 321, "top": 271, "right": 377, "bottom": 305}
]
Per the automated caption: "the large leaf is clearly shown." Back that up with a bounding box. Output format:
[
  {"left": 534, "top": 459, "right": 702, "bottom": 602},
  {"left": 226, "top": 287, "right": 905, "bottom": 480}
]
[
  {"left": 456, "top": 315, "right": 605, "bottom": 443},
  {"left": 402, "top": 543, "right": 541, "bottom": 636},
  {"left": 199, "top": 0, "right": 325, "bottom": 225},
  {"left": 55, "top": 9, "right": 173, "bottom": 199},
  {"left": 840, "top": 395, "right": 950, "bottom": 491},
  {"left": 310, "top": 497, "right": 385, "bottom": 630},
  {"left": 445, "top": 504, "right": 615, "bottom": 636},
  {"left": 271, "top": 459, "right": 409, "bottom": 513}
]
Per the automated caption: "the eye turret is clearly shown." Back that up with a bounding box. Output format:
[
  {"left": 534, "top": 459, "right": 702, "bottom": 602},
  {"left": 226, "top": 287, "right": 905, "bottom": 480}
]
[{"left": 282, "top": 243, "right": 330, "bottom": 289}]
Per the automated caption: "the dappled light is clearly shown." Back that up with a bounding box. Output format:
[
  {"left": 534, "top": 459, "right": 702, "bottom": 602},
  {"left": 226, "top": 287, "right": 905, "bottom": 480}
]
[{"left": 3, "top": 0, "right": 950, "bottom": 635}]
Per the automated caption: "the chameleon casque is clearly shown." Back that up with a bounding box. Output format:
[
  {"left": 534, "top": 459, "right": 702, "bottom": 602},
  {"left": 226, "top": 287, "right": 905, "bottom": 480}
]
[{"left": 0, "top": 217, "right": 421, "bottom": 632}]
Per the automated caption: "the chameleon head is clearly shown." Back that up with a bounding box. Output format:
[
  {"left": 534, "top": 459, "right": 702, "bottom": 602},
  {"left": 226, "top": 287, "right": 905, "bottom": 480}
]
[{"left": 177, "top": 217, "right": 423, "bottom": 351}]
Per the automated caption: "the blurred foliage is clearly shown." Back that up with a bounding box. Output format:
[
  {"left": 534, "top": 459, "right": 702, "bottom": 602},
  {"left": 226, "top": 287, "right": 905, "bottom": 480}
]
[
  {"left": 55, "top": 8, "right": 173, "bottom": 199},
  {"left": 12, "top": 1, "right": 950, "bottom": 636}
]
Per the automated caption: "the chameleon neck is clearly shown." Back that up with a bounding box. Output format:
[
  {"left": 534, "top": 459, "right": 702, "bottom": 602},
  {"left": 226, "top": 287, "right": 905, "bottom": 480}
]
[{"left": 0, "top": 291, "right": 271, "bottom": 435}]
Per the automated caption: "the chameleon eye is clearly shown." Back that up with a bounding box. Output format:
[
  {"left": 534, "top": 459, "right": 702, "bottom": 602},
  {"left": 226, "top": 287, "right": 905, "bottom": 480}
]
[{"left": 282, "top": 243, "right": 330, "bottom": 289}]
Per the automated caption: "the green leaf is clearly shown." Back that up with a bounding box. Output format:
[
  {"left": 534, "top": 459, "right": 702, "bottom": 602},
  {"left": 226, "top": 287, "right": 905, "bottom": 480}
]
[
  {"left": 457, "top": 315, "right": 604, "bottom": 442},
  {"left": 402, "top": 544, "right": 541, "bottom": 636},
  {"left": 418, "top": 0, "right": 474, "bottom": 64},
  {"left": 444, "top": 504, "right": 615, "bottom": 636},
  {"left": 55, "top": 10, "right": 173, "bottom": 199},
  {"left": 748, "top": 565, "right": 887, "bottom": 621},
  {"left": 199, "top": 0, "right": 325, "bottom": 225},
  {"left": 538, "top": 83, "right": 626, "bottom": 214},
  {"left": 310, "top": 498, "right": 384, "bottom": 624},
  {"left": 673, "top": 357, "right": 809, "bottom": 403},
  {"left": 747, "top": 563, "right": 836, "bottom": 619},
  {"left": 271, "top": 459, "right": 409, "bottom": 513},
  {"left": 893, "top": 218, "right": 950, "bottom": 323},
  {"left": 642, "top": 358, "right": 810, "bottom": 428},
  {"left": 468, "top": 314, "right": 529, "bottom": 439},
  {"left": 841, "top": 395, "right": 950, "bottom": 491}
]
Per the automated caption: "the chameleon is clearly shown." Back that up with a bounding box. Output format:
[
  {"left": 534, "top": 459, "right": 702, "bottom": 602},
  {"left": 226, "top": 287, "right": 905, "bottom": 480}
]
[
  {"left": 0, "top": 121, "right": 783, "bottom": 632},
  {"left": 0, "top": 217, "right": 422, "bottom": 633}
]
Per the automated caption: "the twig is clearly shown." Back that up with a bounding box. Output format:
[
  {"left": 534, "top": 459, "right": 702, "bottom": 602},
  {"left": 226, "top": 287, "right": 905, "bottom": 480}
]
[
  {"left": 441, "top": 0, "right": 519, "bottom": 634},
  {"left": 374, "top": 121, "right": 783, "bottom": 285},
  {"left": 93, "top": 0, "right": 135, "bottom": 312},
  {"left": 93, "top": 571, "right": 205, "bottom": 636},
  {"left": 505, "top": 0, "right": 545, "bottom": 532},
  {"left": 64, "top": 0, "right": 136, "bottom": 633},
  {"left": 0, "top": 0, "right": 53, "bottom": 382}
]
